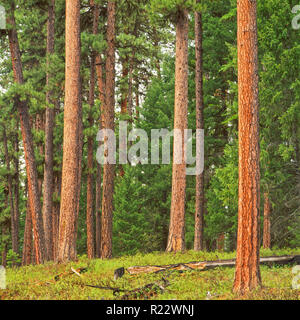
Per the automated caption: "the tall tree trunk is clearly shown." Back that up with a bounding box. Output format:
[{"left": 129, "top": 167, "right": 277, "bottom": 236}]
[
  {"left": 86, "top": 0, "right": 99, "bottom": 260},
  {"left": 13, "top": 128, "right": 20, "bottom": 256},
  {"left": 7, "top": 2, "right": 45, "bottom": 264},
  {"left": 166, "top": 9, "right": 189, "bottom": 253},
  {"left": 234, "top": 0, "right": 261, "bottom": 294},
  {"left": 95, "top": 55, "right": 104, "bottom": 257},
  {"left": 263, "top": 192, "right": 271, "bottom": 249},
  {"left": 194, "top": 4, "right": 205, "bottom": 251},
  {"left": 100, "top": 1, "right": 116, "bottom": 259},
  {"left": 43, "top": 0, "right": 55, "bottom": 261},
  {"left": 95, "top": 9, "right": 104, "bottom": 258},
  {"left": 57, "top": 0, "right": 82, "bottom": 263}
]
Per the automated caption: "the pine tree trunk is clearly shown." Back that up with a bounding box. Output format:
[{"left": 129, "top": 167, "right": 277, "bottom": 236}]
[
  {"left": 234, "top": 0, "right": 261, "bottom": 294},
  {"left": 22, "top": 197, "right": 33, "bottom": 266},
  {"left": 52, "top": 172, "right": 61, "bottom": 261},
  {"left": 100, "top": 1, "right": 116, "bottom": 259},
  {"left": 2, "top": 127, "right": 18, "bottom": 255},
  {"left": 7, "top": 2, "right": 45, "bottom": 264},
  {"left": 135, "top": 82, "right": 139, "bottom": 120},
  {"left": 13, "top": 128, "right": 20, "bottom": 256},
  {"left": 86, "top": 0, "right": 99, "bottom": 260},
  {"left": 263, "top": 192, "right": 271, "bottom": 249},
  {"left": 43, "top": 0, "right": 55, "bottom": 261},
  {"left": 166, "top": 9, "right": 189, "bottom": 253},
  {"left": 95, "top": 163, "right": 102, "bottom": 258},
  {"left": 57, "top": 0, "right": 82, "bottom": 263},
  {"left": 194, "top": 4, "right": 205, "bottom": 251},
  {"left": 95, "top": 18, "right": 105, "bottom": 259}
]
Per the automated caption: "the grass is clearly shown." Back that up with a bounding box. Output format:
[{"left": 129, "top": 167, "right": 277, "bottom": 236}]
[{"left": 1, "top": 247, "right": 299, "bottom": 300}]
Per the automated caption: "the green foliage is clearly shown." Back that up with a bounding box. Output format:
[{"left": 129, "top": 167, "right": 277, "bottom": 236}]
[{"left": 2, "top": 248, "right": 300, "bottom": 300}]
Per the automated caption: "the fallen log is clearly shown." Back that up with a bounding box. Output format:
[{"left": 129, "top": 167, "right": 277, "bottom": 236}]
[{"left": 127, "top": 255, "right": 300, "bottom": 275}]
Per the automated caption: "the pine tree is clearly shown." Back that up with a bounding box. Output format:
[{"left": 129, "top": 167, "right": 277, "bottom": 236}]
[
  {"left": 166, "top": 8, "right": 189, "bottom": 253},
  {"left": 100, "top": 0, "right": 116, "bottom": 259},
  {"left": 234, "top": 0, "right": 261, "bottom": 294},
  {"left": 57, "top": 0, "right": 82, "bottom": 263},
  {"left": 194, "top": 0, "right": 204, "bottom": 251}
]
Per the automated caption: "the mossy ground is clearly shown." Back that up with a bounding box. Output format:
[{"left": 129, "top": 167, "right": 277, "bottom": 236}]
[{"left": 1, "top": 248, "right": 299, "bottom": 300}]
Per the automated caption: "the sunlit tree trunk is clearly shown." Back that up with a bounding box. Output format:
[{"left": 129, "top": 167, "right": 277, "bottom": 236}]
[
  {"left": 57, "top": 0, "right": 82, "bottom": 262},
  {"left": 7, "top": 1, "right": 45, "bottom": 264},
  {"left": 234, "top": 0, "right": 261, "bottom": 294},
  {"left": 166, "top": 9, "right": 189, "bottom": 253}
]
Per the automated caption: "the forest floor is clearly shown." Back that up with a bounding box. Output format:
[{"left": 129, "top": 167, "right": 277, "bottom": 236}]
[{"left": 1, "top": 248, "right": 300, "bottom": 300}]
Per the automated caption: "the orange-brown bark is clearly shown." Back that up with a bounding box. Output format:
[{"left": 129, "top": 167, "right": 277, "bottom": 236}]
[
  {"left": 166, "top": 9, "right": 189, "bottom": 253},
  {"left": 57, "top": 0, "right": 82, "bottom": 262},
  {"left": 7, "top": 2, "right": 45, "bottom": 264},
  {"left": 234, "top": 0, "right": 261, "bottom": 294}
]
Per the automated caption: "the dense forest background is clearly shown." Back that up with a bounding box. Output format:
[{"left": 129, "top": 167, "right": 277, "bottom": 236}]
[{"left": 0, "top": 0, "right": 299, "bottom": 266}]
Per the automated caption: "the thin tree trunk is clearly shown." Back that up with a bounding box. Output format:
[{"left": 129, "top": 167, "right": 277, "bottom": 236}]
[
  {"left": 52, "top": 172, "right": 61, "bottom": 261},
  {"left": 166, "top": 9, "right": 189, "bottom": 253},
  {"left": 13, "top": 128, "right": 20, "bottom": 256},
  {"left": 194, "top": 4, "right": 205, "bottom": 251},
  {"left": 100, "top": 1, "right": 116, "bottom": 259},
  {"left": 7, "top": 2, "right": 45, "bottom": 264},
  {"left": 95, "top": 8, "right": 104, "bottom": 258},
  {"left": 1, "top": 192, "right": 9, "bottom": 267},
  {"left": 135, "top": 81, "right": 139, "bottom": 120},
  {"left": 86, "top": 0, "right": 99, "bottom": 260},
  {"left": 42, "top": 0, "right": 55, "bottom": 261},
  {"left": 234, "top": 0, "right": 261, "bottom": 294},
  {"left": 22, "top": 197, "right": 33, "bottom": 266},
  {"left": 57, "top": 0, "right": 82, "bottom": 263},
  {"left": 95, "top": 163, "right": 102, "bottom": 257},
  {"left": 2, "top": 126, "right": 18, "bottom": 255},
  {"left": 263, "top": 192, "right": 271, "bottom": 249}
]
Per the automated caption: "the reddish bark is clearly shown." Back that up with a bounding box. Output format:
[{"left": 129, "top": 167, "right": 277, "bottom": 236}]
[
  {"left": 166, "top": 9, "right": 189, "bottom": 253},
  {"left": 57, "top": 0, "right": 82, "bottom": 262},
  {"left": 234, "top": 0, "right": 261, "bottom": 294},
  {"left": 7, "top": 2, "right": 45, "bottom": 264}
]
